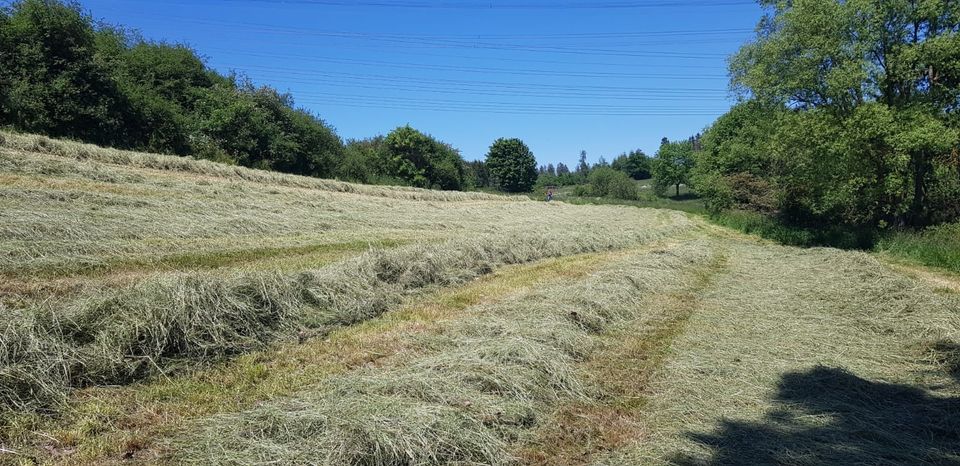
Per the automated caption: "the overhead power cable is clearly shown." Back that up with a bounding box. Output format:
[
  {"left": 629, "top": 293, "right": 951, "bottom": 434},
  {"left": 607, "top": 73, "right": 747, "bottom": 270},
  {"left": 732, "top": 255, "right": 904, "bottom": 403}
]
[
  {"left": 231, "top": 73, "right": 732, "bottom": 101},
  {"left": 283, "top": 90, "right": 727, "bottom": 110},
  {"left": 207, "top": 48, "right": 729, "bottom": 80},
  {"left": 296, "top": 97, "right": 721, "bottom": 116},
  {"left": 226, "top": 64, "right": 727, "bottom": 94},
  {"left": 177, "top": 0, "right": 756, "bottom": 10},
  {"left": 96, "top": 11, "right": 735, "bottom": 59}
]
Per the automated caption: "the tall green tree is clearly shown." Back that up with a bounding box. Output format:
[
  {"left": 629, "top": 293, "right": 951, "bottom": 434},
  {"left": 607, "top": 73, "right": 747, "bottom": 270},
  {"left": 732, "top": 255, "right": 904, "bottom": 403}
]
[
  {"left": 731, "top": 0, "right": 960, "bottom": 226},
  {"left": 0, "top": 0, "right": 345, "bottom": 180},
  {"left": 486, "top": 138, "right": 537, "bottom": 193},
  {"left": 653, "top": 139, "right": 695, "bottom": 197},
  {"left": 576, "top": 150, "right": 590, "bottom": 178},
  {"left": 611, "top": 149, "right": 652, "bottom": 180},
  {"left": 691, "top": 101, "right": 782, "bottom": 213},
  {"left": 464, "top": 160, "right": 493, "bottom": 189}
]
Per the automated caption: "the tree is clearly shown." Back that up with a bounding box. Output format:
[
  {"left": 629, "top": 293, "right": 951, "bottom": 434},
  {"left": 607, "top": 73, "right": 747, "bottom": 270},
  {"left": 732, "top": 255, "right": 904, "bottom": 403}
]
[
  {"left": 576, "top": 150, "right": 590, "bottom": 177},
  {"left": 653, "top": 139, "right": 695, "bottom": 197},
  {"left": 611, "top": 150, "right": 652, "bottom": 180},
  {"left": 546, "top": 163, "right": 556, "bottom": 177},
  {"left": 339, "top": 137, "right": 388, "bottom": 184},
  {"left": 0, "top": 0, "right": 351, "bottom": 181},
  {"left": 556, "top": 162, "right": 571, "bottom": 176},
  {"left": 690, "top": 101, "right": 782, "bottom": 213},
  {"left": 384, "top": 125, "right": 464, "bottom": 190},
  {"left": 486, "top": 138, "right": 537, "bottom": 193},
  {"left": 729, "top": 0, "right": 960, "bottom": 227},
  {"left": 0, "top": 0, "right": 127, "bottom": 145},
  {"left": 464, "top": 160, "right": 492, "bottom": 189}
]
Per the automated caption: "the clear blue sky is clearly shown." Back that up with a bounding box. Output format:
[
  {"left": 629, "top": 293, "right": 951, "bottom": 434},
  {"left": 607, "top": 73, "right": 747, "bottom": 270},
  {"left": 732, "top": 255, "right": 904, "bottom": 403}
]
[{"left": 79, "top": 0, "right": 763, "bottom": 167}]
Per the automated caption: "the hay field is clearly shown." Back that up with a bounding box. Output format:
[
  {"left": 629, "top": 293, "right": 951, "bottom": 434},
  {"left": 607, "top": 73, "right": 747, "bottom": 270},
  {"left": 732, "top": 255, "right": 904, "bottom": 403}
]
[{"left": 2, "top": 133, "right": 959, "bottom": 465}]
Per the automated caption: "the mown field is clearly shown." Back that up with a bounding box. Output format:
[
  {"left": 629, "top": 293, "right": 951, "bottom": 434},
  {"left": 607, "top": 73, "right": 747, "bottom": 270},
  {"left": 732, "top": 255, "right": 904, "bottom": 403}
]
[{"left": 2, "top": 133, "right": 959, "bottom": 465}]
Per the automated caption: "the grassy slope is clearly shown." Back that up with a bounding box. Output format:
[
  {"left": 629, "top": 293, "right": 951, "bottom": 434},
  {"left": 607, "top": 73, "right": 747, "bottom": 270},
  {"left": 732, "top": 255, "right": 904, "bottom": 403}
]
[
  {"left": 0, "top": 131, "right": 512, "bottom": 306},
  {"left": 2, "top": 134, "right": 958, "bottom": 464}
]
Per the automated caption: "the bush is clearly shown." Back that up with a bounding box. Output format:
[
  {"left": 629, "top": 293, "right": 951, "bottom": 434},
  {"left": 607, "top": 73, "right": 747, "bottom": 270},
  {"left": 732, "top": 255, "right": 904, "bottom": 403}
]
[
  {"left": 587, "top": 167, "right": 638, "bottom": 200},
  {"left": 587, "top": 167, "right": 618, "bottom": 197},
  {"left": 383, "top": 126, "right": 465, "bottom": 190},
  {"left": 607, "top": 175, "right": 639, "bottom": 200},
  {"left": 0, "top": 0, "right": 344, "bottom": 179}
]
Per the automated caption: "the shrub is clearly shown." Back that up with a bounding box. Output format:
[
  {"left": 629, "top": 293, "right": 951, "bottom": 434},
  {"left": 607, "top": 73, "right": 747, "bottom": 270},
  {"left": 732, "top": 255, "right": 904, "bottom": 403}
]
[
  {"left": 607, "top": 175, "right": 639, "bottom": 200},
  {"left": 587, "top": 167, "right": 638, "bottom": 200}
]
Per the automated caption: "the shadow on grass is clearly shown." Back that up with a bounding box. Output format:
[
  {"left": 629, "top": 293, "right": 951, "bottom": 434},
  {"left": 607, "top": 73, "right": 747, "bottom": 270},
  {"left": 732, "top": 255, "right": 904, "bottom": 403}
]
[
  {"left": 673, "top": 366, "right": 960, "bottom": 465},
  {"left": 665, "top": 193, "right": 700, "bottom": 202},
  {"left": 930, "top": 340, "right": 960, "bottom": 381}
]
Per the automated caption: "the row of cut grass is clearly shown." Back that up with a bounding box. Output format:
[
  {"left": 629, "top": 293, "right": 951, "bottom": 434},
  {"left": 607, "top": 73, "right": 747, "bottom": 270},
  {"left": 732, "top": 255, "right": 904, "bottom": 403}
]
[
  {"left": 1, "top": 247, "right": 629, "bottom": 464},
  {"left": 175, "top": 239, "right": 724, "bottom": 464},
  {"left": 517, "top": 245, "right": 728, "bottom": 465},
  {"left": 0, "top": 131, "right": 512, "bottom": 202},
  {"left": 1, "top": 216, "right": 696, "bottom": 416}
]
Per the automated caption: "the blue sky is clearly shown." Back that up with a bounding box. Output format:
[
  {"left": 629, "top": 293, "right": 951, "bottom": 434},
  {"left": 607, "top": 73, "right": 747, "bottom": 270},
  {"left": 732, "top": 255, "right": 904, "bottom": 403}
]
[{"left": 79, "top": 0, "right": 764, "bottom": 167}]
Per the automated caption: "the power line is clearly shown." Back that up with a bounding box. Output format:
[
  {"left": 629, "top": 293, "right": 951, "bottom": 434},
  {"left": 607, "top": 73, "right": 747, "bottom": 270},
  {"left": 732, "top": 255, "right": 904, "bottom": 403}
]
[
  {"left": 284, "top": 90, "right": 727, "bottom": 110},
  {"left": 226, "top": 64, "right": 728, "bottom": 93},
  {"left": 206, "top": 48, "right": 728, "bottom": 80},
  {"left": 297, "top": 98, "right": 721, "bottom": 116},
  {"left": 96, "top": 11, "right": 735, "bottom": 59},
  {"left": 176, "top": 0, "right": 757, "bottom": 10},
  {"left": 234, "top": 74, "right": 733, "bottom": 101},
  {"left": 242, "top": 74, "right": 731, "bottom": 102},
  {"left": 97, "top": 7, "right": 753, "bottom": 40}
]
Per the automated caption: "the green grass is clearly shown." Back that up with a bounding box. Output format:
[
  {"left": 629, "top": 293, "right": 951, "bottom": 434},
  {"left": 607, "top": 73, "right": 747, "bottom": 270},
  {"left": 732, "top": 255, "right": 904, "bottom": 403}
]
[
  {"left": 877, "top": 222, "right": 960, "bottom": 274},
  {"left": 553, "top": 182, "right": 928, "bottom": 253},
  {"left": 546, "top": 179, "right": 708, "bottom": 215}
]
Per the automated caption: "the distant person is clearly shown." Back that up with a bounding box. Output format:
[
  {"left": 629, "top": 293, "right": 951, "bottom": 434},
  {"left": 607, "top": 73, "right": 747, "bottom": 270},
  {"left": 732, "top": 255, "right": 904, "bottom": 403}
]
[{"left": 546, "top": 189, "right": 554, "bottom": 202}]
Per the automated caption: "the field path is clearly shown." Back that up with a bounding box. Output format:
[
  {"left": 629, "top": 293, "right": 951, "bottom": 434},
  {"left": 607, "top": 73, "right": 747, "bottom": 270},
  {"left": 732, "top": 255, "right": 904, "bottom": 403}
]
[{"left": 602, "top": 237, "right": 960, "bottom": 465}]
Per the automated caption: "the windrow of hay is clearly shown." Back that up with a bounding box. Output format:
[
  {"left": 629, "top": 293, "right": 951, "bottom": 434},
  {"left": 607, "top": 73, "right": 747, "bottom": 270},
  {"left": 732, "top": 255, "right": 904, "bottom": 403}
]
[
  {"left": 0, "top": 131, "right": 512, "bottom": 203},
  {"left": 0, "top": 136, "right": 686, "bottom": 285},
  {"left": 0, "top": 221, "right": 697, "bottom": 416},
  {"left": 176, "top": 239, "right": 724, "bottom": 465}
]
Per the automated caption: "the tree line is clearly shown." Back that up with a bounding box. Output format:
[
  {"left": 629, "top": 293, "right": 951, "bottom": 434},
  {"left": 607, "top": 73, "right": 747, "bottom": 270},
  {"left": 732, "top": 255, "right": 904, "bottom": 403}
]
[
  {"left": 0, "top": 0, "right": 533, "bottom": 192},
  {"left": 0, "top": 0, "right": 347, "bottom": 177},
  {"left": 689, "top": 0, "right": 960, "bottom": 231}
]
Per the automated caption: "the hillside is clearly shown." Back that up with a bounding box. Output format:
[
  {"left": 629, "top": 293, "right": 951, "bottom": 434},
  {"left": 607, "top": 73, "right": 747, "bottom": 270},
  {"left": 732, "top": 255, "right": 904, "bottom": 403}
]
[{"left": 2, "top": 134, "right": 959, "bottom": 464}]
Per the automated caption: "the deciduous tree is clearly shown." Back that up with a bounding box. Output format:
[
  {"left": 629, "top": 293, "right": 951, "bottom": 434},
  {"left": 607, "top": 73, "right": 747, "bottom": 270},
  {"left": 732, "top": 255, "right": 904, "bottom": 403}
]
[{"left": 486, "top": 138, "right": 537, "bottom": 193}]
